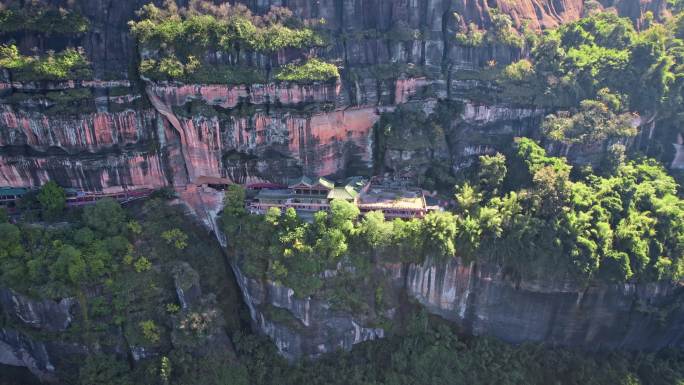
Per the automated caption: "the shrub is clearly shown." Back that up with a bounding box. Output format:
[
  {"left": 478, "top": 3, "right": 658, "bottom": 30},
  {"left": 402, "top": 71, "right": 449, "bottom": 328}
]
[
  {"left": 139, "top": 320, "right": 160, "bottom": 344},
  {"left": 162, "top": 228, "right": 188, "bottom": 250},
  {"left": 274, "top": 58, "right": 339, "bottom": 83},
  {"left": 0, "top": 45, "right": 92, "bottom": 81},
  {"left": 134, "top": 257, "right": 152, "bottom": 273},
  {"left": 502, "top": 59, "right": 535, "bottom": 82},
  {"left": 455, "top": 22, "right": 485, "bottom": 47},
  {"left": 37, "top": 181, "right": 66, "bottom": 220}
]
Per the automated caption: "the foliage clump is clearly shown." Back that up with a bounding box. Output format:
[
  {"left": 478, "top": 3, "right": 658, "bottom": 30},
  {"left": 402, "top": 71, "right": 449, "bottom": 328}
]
[
  {"left": 274, "top": 58, "right": 339, "bottom": 83},
  {"left": 0, "top": 44, "right": 92, "bottom": 81},
  {"left": 0, "top": 2, "right": 89, "bottom": 34},
  {"left": 542, "top": 89, "right": 637, "bottom": 145},
  {"left": 453, "top": 10, "right": 523, "bottom": 48},
  {"left": 129, "top": 0, "right": 329, "bottom": 84}
]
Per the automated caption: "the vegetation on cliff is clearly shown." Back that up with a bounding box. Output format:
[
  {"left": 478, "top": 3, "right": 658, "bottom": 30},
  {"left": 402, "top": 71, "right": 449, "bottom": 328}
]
[
  {"left": 0, "top": 44, "right": 92, "bottom": 81},
  {"left": 222, "top": 137, "right": 684, "bottom": 301},
  {"left": 274, "top": 58, "right": 339, "bottom": 83},
  {"left": 454, "top": 9, "right": 527, "bottom": 48},
  {"left": 0, "top": 193, "right": 244, "bottom": 384},
  {"left": 130, "top": 0, "right": 335, "bottom": 84},
  {"left": 0, "top": 1, "right": 89, "bottom": 34},
  {"left": 220, "top": 311, "right": 684, "bottom": 385},
  {"left": 479, "top": 11, "right": 684, "bottom": 162}
]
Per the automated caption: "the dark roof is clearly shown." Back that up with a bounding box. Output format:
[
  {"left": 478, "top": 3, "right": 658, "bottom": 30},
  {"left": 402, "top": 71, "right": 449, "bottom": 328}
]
[{"left": 255, "top": 189, "right": 293, "bottom": 200}]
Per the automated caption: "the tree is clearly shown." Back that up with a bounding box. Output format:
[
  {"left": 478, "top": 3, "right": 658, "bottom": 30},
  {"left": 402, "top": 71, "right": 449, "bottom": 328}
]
[
  {"left": 389, "top": 218, "right": 423, "bottom": 262},
  {"left": 502, "top": 59, "right": 534, "bottom": 82},
  {"left": 314, "top": 228, "right": 348, "bottom": 264},
  {"left": 78, "top": 354, "right": 131, "bottom": 385},
  {"left": 222, "top": 184, "right": 247, "bottom": 241},
  {"left": 37, "top": 181, "right": 66, "bottom": 220},
  {"left": 358, "top": 211, "right": 392, "bottom": 254},
  {"left": 421, "top": 211, "right": 457, "bottom": 263},
  {"left": 329, "top": 199, "right": 359, "bottom": 234},
  {"left": 601, "top": 143, "right": 626, "bottom": 174},
  {"left": 454, "top": 183, "right": 482, "bottom": 216},
  {"left": 532, "top": 165, "right": 571, "bottom": 217},
  {"left": 0, "top": 223, "right": 26, "bottom": 284},
  {"left": 49, "top": 244, "right": 86, "bottom": 285},
  {"left": 83, "top": 198, "right": 126, "bottom": 236},
  {"left": 478, "top": 153, "right": 507, "bottom": 196},
  {"left": 134, "top": 256, "right": 152, "bottom": 273}
]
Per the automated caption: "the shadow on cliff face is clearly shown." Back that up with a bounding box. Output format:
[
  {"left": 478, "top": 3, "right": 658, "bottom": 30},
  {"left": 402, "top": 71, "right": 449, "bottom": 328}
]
[{"left": 0, "top": 364, "right": 41, "bottom": 385}]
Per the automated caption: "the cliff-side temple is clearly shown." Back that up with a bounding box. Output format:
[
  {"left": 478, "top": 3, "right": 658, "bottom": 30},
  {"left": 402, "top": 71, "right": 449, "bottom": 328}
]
[{"left": 248, "top": 176, "right": 435, "bottom": 219}]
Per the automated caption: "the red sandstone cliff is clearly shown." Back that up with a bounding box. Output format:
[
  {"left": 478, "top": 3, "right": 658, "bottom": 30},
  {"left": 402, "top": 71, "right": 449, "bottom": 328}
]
[{"left": 0, "top": 0, "right": 669, "bottom": 193}]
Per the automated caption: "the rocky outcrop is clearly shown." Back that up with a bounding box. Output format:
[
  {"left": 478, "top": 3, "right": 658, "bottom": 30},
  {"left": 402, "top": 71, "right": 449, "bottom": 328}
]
[
  {"left": 406, "top": 258, "right": 684, "bottom": 350},
  {"left": 0, "top": 288, "right": 75, "bottom": 332},
  {"left": 169, "top": 262, "right": 235, "bottom": 358},
  {"left": 172, "top": 262, "right": 203, "bottom": 311},
  {"left": 0, "top": 289, "right": 82, "bottom": 383},
  {"left": 231, "top": 261, "right": 383, "bottom": 361},
  {"left": 0, "top": 328, "right": 56, "bottom": 383}
]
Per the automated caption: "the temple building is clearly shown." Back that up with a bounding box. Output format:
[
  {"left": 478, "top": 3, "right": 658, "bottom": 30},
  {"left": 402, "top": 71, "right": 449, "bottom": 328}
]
[{"left": 248, "top": 176, "right": 433, "bottom": 219}]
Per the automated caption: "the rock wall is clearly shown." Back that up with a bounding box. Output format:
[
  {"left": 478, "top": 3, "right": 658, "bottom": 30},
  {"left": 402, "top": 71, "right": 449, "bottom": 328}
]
[
  {"left": 407, "top": 258, "right": 684, "bottom": 350},
  {"left": 0, "top": 108, "right": 155, "bottom": 152},
  {"left": 3, "top": 0, "right": 661, "bottom": 78},
  {"left": 231, "top": 261, "right": 383, "bottom": 361},
  {"left": 231, "top": 252, "right": 683, "bottom": 361},
  {"left": 145, "top": 81, "right": 383, "bottom": 183},
  {"left": 0, "top": 0, "right": 669, "bottom": 192},
  {"left": 0, "top": 329, "right": 57, "bottom": 383},
  {"left": 0, "top": 288, "right": 80, "bottom": 382}
]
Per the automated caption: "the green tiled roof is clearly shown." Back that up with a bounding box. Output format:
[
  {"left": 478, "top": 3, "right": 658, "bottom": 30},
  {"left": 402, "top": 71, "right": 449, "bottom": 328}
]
[
  {"left": 0, "top": 187, "right": 28, "bottom": 196},
  {"left": 327, "top": 186, "right": 358, "bottom": 201}
]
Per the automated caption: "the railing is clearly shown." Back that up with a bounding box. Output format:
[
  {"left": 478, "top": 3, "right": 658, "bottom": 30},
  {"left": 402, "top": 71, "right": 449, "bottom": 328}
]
[
  {"left": 248, "top": 201, "right": 331, "bottom": 214},
  {"left": 66, "top": 189, "right": 154, "bottom": 206},
  {"left": 248, "top": 200, "right": 427, "bottom": 219}
]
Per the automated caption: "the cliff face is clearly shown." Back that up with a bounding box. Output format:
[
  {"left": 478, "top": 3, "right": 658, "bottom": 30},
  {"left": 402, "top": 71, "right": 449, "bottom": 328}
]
[
  {"left": 145, "top": 81, "right": 382, "bottom": 184},
  {"left": 407, "top": 259, "right": 684, "bottom": 350},
  {"left": 232, "top": 263, "right": 384, "bottom": 361},
  {"left": 0, "top": 0, "right": 668, "bottom": 191},
  {"left": 228, "top": 253, "right": 683, "bottom": 361},
  {"left": 0, "top": 288, "right": 81, "bottom": 382}
]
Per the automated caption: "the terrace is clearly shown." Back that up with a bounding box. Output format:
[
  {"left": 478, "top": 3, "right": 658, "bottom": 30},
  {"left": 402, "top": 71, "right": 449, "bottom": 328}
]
[{"left": 358, "top": 184, "right": 427, "bottom": 219}]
